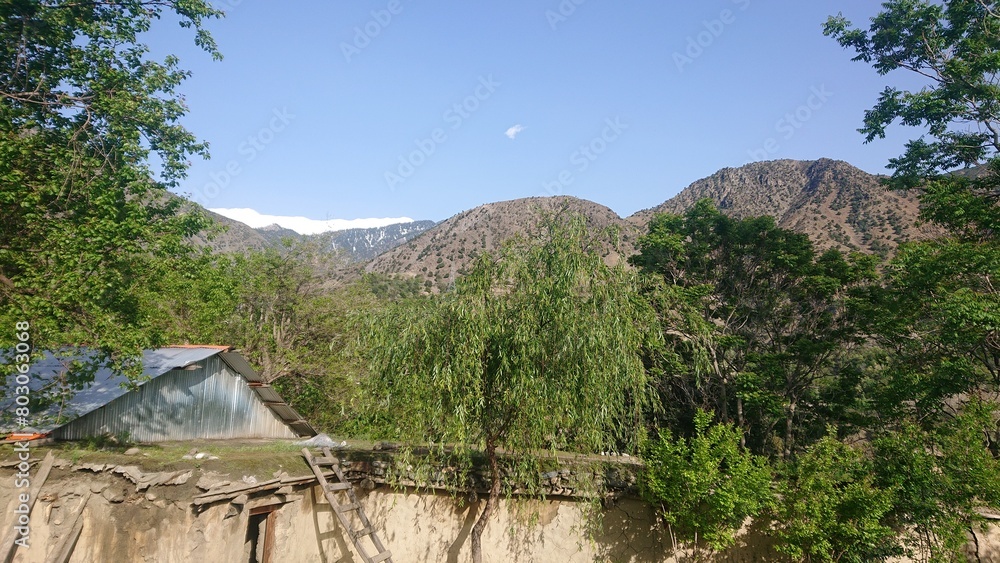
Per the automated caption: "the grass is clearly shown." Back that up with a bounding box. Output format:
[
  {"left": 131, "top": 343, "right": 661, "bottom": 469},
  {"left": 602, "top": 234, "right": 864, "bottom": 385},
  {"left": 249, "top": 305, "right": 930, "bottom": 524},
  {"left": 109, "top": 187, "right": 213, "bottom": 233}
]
[{"left": 14, "top": 439, "right": 318, "bottom": 478}]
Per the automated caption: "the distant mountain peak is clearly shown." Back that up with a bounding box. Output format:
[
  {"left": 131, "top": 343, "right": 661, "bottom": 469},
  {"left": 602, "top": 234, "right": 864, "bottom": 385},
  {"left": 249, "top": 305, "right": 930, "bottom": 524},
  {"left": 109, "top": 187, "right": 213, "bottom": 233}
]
[
  {"left": 189, "top": 158, "right": 941, "bottom": 284},
  {"left": 627, "top": 158, "right": 940, "bottom": 256},
  {"left": 365, "top": 196, "right": 639, "bottom": 291}
]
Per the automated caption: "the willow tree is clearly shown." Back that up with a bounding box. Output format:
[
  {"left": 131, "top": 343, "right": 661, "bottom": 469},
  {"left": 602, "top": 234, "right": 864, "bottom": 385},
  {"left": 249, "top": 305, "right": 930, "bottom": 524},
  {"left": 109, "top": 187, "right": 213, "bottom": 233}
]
[{"left": 357, "top": 215, "right": 657, "bottom": 563}]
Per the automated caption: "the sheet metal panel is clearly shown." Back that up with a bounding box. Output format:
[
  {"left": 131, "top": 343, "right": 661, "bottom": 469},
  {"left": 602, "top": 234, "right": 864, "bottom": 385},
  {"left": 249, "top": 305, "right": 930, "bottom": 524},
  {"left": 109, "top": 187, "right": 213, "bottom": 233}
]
[
  {"left": 52, "top": 356, "right": 297, "bottom": 442},
  {"left": 218, "top": 352, "right": 264, "bottom": 383},
  {"left": 0, "top": 347, "right": 223, "bottom": 434},
  {"left": 251, "top": 386, "right": 284, "bottom": 404},
  {"left": 264, "top": 404, "right": 299, "bottom": 422},
  {"left": 289, "top": 421, "right": 316, "bottom": 436}
]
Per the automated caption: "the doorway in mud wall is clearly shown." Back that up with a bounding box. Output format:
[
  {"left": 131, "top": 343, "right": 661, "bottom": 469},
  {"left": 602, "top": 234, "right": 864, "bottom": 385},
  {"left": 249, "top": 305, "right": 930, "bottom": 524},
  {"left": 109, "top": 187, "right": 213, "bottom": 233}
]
[{"left": 245, "top": 505, "right": 280, "bottom": 563}]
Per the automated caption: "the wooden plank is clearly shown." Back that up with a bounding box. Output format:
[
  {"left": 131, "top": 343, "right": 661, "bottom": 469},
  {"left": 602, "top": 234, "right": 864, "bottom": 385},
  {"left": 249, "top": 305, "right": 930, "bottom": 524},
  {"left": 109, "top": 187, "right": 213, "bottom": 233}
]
[
  {"left": 1, "top": 451, "right": 55, "bottom": 563},
  {"left": 192, "top": 478, "right": 283, "bottom": 505},
  {"left": 351, "top": 526, "right": 374, "bottom": 539},
  {"left": 46, "top": 492, "right": 90, "bottom": 563},
  {"left": 261, "top": 509, "right": 277, "bottom": 563},
  {"left": 249, "top": 504, "right": 283, "bottom": 516},
  {"left": 193, "top": 477, "right": 281, "bottom": 499}
]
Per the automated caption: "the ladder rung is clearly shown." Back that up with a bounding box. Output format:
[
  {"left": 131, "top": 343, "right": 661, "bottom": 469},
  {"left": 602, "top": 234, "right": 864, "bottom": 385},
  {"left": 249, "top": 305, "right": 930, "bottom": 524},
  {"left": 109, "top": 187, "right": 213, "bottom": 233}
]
[
  {"left": 370, "top": 550, "right": 393, "bottom": 563},
  {"left": 351, "top": 525, "right": 373, "bottom": 539},
  {"left": 334, "top": 502, "right": 361, "bottom": 513},
  {"left": 326, "top": 482, "right": 353, "bottom": 491},
  {"left": 313, "top": 457, "right": 340, "bottom": 466}
]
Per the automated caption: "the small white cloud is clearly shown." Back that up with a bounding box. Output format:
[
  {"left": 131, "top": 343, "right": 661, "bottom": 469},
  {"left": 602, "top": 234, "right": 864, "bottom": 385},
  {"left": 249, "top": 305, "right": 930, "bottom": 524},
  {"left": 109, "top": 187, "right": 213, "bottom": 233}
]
[
  {"left": 209, "top": 208, "right": 414, "bottom": 236},
  {"left": 505, "top": 124, "right": 525, "bottom": 140}
]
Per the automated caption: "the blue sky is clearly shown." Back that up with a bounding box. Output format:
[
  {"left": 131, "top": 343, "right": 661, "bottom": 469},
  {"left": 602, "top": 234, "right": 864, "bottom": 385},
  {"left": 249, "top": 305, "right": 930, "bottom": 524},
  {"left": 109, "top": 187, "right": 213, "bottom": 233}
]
[{"left": 158, "top": 1, "right": 928, "bottom": 229}]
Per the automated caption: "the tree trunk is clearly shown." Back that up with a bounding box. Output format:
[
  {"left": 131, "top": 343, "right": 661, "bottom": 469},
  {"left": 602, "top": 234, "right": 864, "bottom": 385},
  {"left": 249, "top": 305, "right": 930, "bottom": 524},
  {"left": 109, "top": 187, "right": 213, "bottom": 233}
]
[
  {"left": 737, "top": 396, "right": 746, "bottom": 449},
  {"left": 784, "top": 400, "right": 796, "bottom": 459},
  {"left": 470, "top": 443, "right": 500, "bottom": 563},
  {"left": 709, "top": 344, "right": 730, "bottom": 423}
]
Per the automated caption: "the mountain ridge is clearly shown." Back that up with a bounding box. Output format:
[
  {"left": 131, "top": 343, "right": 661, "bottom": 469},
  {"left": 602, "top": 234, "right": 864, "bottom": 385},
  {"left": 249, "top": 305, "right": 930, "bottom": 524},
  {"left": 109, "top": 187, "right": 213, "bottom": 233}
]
[
  {"left": 627, "top": 158, "right": 942, "bottom": 255},
  {"left": 362, "top": 159, "right": 942, "bottom": 284},
  {"left": 188, "top": 158, "right": 943, "bottom": 284}
]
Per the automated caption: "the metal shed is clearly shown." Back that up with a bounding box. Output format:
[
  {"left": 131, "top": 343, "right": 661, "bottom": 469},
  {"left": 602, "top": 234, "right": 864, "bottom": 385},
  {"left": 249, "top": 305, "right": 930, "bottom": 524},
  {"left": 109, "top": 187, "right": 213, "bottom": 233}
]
[{"left": 0, "top": 346, "right": 316, "bottom": 442}]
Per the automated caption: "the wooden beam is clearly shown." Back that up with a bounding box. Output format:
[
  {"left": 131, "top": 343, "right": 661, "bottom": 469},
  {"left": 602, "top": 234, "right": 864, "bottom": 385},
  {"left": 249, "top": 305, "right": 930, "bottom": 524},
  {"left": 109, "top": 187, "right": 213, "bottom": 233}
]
[
  {"left": 0, "top": 451, "right": 55, "bottom": 563},
  {"left": 46, "top": 492, "right": 90, "bottom": 563}
]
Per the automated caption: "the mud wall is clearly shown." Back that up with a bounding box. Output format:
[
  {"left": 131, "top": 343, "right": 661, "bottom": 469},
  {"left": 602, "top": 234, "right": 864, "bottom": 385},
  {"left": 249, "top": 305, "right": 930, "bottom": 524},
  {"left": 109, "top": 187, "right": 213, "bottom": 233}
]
[
  {"left": 0, "top": 461, "right": 997, "bottom": 562},
  {"left": 0, "top": 461, "right": 783, "bottom": 563}
]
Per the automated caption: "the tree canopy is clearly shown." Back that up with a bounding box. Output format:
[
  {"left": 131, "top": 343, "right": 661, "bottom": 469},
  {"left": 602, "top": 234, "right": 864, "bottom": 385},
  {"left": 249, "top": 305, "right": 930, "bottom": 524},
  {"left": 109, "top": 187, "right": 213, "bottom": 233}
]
[
  {"left": 356, "top": 215, "right": 657, "bottom": 563},
  {"left": 0, "top": 0, "right": 221, "bottom": 373}
]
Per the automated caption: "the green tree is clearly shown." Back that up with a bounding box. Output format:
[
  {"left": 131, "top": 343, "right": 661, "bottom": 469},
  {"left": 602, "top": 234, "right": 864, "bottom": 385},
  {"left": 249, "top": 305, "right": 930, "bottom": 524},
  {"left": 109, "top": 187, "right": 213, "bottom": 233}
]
[
  {"left": 827, "top": 5, "right": 1000, "bottom": 558},
  {"left": 774, "top": 434, "right": 899, "bottom": 563},
  {"left": 356, "top": 216, "right": 656, "bottom": 563},
  {"left": 0, "top": 1, "right": 221, "bottom": 375},
  {"left": 872, "top": 401, "right": 1000, "bottom": 561},
  {"left": 632, "top": 200, "right": 874, "bottom": 457},
  {"left": 639, "top": 409, "right": 773, "bottom": 557},
  {"left": 146, "top": 239, "right": 374, "bottom": 432},
  {"left": 852, "top": 240, "right": 1000, "bottom": 427},
  {"left": 824, "top": 1, "right": 1000, "bottom": 188},
  {"left": 823, "top": 0, "right": 1000, "bottom": 242}
]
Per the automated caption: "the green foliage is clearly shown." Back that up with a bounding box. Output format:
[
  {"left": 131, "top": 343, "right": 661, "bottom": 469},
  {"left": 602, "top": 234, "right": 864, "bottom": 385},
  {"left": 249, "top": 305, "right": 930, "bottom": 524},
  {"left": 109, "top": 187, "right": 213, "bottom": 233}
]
[
  {"left": 824, "top": 5, "right": 1000, "bottom": 559},
  {"left": 358, "top": 214, "right": 656, "bottom": 454},
  {"left": 631, "top": 199, "right": 874, "bottom": 456},
  {"left": 774, "top": 434, "right": 900, "bottom": 563},
  {"left": 639, "top": 410, "right": 773, "bottom": 553},
  {"left": 854, "top": 238, "right": 1000, "bottom": 425},
  {"left": 872, "top": 401, "right": 1000, "bottom": 561},
  {"left": 141, "top": 238, "right": 378, "bottom": 433},
  {"left": 823, "top": 0, "right": 1000, "bottom": 295},
  {"left": 0, "top": 1, "right": 221, "bottom": 376},
  {"left": 360, "top": 272, "right": 427, "bottom": 300},
  {"left": 824, "top": 0, "right": 1000, "bottom": 183},
  {"left": 356, "top": 214, "right": 656, "bottom": 562}
]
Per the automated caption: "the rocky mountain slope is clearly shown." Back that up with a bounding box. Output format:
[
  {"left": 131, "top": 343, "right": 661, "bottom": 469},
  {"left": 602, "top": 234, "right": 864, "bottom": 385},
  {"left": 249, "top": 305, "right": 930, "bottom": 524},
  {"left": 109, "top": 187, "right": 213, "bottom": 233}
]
[
  {"left": 364, "top": 196, "right": 639, "bottom": 290},
  {"left": 628, "top": 158, "right": 941, "bottom": 256},
  {"left": 362, "top": 159, "right": 941, "bottom": 284},
  {"left": 188, "top": 208, "right": 272, "bottom": 253},
  {"left": 190, "top": 158, "right": 941, "bottom": 285}
]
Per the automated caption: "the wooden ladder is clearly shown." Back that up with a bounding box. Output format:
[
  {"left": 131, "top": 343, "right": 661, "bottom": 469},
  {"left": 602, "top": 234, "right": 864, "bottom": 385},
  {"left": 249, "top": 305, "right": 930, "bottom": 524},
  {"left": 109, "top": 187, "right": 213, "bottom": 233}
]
[{"left": 302, "top": 447, "right": 393, "bottom": 563}]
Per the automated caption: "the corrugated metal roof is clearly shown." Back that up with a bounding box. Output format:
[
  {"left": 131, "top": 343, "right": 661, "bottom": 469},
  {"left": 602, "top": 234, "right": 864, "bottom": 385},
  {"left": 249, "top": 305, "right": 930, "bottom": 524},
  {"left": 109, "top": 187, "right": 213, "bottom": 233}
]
[
  {"left": 0, "top": 347, "right": 224, "bottom": 433},
  {"left": 218, "top": 351, "right": 264, "bottom": 383},
  {"left": 250, "top": 385, "right": 285, "bottom": 404},
  {"left": 52, "top": 356, "right": 299, "bottom": 442},
  {"left": 0, "top": 347, "right": 316, "bottom": 438}
]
